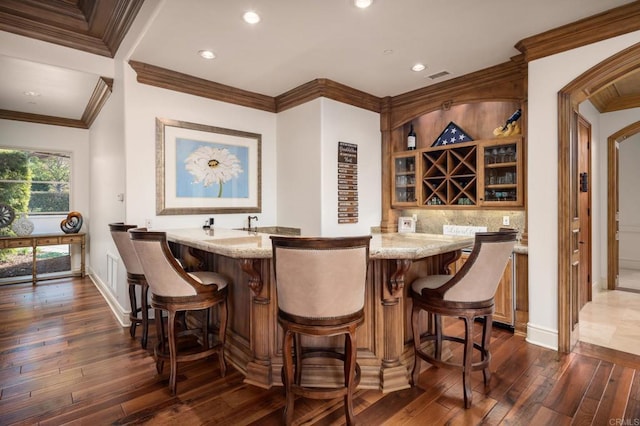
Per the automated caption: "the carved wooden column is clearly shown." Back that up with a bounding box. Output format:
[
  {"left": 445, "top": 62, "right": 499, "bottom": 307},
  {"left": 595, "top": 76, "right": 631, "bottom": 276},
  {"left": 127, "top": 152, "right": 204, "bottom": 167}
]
[
  {"left": 240, "top": 258, "right": 273, "bottom": 388},
  {"left": 379, "top": 258, "right": 412, "bottom": 391}
]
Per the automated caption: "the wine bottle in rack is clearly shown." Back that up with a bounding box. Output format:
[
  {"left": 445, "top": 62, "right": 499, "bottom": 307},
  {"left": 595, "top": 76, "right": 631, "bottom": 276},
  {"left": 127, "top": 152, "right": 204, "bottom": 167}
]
[{"left": 407, "top": 124, "right": 416, "bottom": 150}]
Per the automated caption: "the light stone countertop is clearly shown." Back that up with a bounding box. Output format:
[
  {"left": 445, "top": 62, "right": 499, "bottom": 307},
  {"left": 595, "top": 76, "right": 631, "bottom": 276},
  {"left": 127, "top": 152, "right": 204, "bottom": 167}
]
[
  {"left": 163, "top": 227, "right": 474, "bottom": 260},
  {"left": 514, "top": 244, "right": 528, "bottom": 255}
]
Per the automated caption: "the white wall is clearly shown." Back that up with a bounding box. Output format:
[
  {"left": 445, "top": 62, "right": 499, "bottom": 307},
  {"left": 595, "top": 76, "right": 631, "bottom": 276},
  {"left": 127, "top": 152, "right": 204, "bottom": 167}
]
[
  {"left": 275, "top": 98, "right": 381, "bottom": 236},
  {"left": 0, "top": 119, "right": 90, "bottom": 272},
  {"left": 276, "top": 99, "right": 323, "bottom": 234},
  {"left": 86, "top": 59, "right": 129, "bottom": 323},
  {"left": 619, "top": 132, "right": 640, "bottom": 269},
  {"left": 319, "top": 98, "right": 381, "bottom": 236},
  {"left": 527, "top": 30, "right": 640, "bottom": 349},
  {"left": 122, "top": 64, "right": 278, "bottom": 232}
]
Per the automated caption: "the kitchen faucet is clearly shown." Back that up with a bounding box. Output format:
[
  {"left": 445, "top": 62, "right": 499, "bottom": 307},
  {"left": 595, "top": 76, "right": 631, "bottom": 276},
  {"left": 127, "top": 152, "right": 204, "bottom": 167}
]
[{"left": 247, "top": 215, "right": 258, "bottom": 231}]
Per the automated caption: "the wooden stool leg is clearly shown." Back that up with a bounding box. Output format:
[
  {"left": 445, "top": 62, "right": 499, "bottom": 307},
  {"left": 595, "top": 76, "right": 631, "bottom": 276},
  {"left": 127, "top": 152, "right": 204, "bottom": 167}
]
[
  {"left": 482, "top": 314, "right": 493, "bottom": 386},
  {"left": 155, "top": 308, "right": 165, "bottom": 374},
  {"left": 282, "top": 329, "right": 295, "bottom": 426},
  {"left": 140, "top": 283, "right": 149, "bottom": 349},
  {"left": 218, "top": 300, "right": 228, "bottom": 377},
  {"left": 128, "top": 283, "right": 139, "bottom": 339},
  {"left": 462, "top": 315, "right": 474, "bottom": 409},
  {"left": 294, "top": 333, "right": 302, "bottom": 385},
  {"left": 167, "top": 310, "right": 179, "bottom": 395},
  {"left": 411, "top": 304, "right": 422, "bottom": 386},
  {"left": 434, "top": 313, "right": 443, "bottom": 360},
  {"left": 344, "top": 328, "right": 357, "bottom": 425}
]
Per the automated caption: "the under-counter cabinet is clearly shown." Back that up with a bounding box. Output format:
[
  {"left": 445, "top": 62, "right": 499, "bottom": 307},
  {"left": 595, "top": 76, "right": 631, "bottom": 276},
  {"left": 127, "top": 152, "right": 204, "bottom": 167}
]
[{"left": 392, "top": 152, "right": 418, "bottom": 205}]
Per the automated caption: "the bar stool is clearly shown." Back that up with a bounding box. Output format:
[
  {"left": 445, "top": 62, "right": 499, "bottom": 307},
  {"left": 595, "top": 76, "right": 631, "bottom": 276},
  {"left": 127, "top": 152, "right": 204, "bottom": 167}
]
[
  {"left": 409, "top": 229, "right": 517, "bottom": 408},
  {"left": 271, "top": 235, "right": 371, "bottom": 426},
  {"left": 109, "top": 223, "right": 150, "bottom": 349},
  {"left": 130, "top": 228, "right": 229, "bottom": 394}
]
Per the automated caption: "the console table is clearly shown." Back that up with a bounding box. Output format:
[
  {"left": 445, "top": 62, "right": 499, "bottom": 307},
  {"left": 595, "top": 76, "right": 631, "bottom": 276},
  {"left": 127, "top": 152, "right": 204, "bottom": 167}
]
[{"left": 0, "top": 232, "right": 86, "bottom": 284}]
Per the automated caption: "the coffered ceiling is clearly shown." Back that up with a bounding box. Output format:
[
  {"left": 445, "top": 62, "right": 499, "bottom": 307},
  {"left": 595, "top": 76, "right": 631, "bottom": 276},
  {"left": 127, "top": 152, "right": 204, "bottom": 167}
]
[{"left": 0, "top": 0, "right": 638, "bottom": 127}]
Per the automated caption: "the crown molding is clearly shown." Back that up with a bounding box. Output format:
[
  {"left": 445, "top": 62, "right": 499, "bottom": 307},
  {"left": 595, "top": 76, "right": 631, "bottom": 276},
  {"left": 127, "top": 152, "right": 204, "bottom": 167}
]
[
  {"left": 129, "top": 61, "right": 277, "bottom": 113},
  {"left": 275, "top": 78, "right": 381, "bottom": 113},
  {"left": 129, "top": 61, "right": 383, "bottom": 114},
  {"left": 0, "top": 76, "right": 113, "bottom": 129},
  {"left": 0, "top": 0, "right": 144, "bottom": 57},
  {"left": 81, "top": 77, "right": 114, "bottom": 128},
  {"left": 515, "top": 1, "right": 640, "bottom": 62},
  {"left": 0, "top": 109, "right": 86, "bottom": 128}
]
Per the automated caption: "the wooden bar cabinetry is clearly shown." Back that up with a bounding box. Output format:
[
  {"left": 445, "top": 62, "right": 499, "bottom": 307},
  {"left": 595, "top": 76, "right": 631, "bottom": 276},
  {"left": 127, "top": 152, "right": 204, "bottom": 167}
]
[{"left": 391, "top": 137, "right": 523, "bottom": 209}]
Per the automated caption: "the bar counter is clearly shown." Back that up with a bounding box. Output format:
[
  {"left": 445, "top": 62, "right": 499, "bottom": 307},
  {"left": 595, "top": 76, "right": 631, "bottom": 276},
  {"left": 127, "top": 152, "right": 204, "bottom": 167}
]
[{"left": 165, "top": 227, "right": 473, "bottom": 392}]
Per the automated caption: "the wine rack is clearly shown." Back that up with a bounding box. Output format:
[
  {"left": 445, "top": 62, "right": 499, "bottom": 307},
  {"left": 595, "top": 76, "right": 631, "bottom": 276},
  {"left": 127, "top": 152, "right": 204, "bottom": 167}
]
[{"left": 421, "top": 142, "right": 477, "bottom": 206}]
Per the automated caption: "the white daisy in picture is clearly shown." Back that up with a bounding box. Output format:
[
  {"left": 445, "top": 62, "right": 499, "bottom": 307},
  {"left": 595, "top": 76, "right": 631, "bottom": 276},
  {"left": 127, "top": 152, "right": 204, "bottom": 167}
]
[{"left": 184, "top": 146, "right": 243, "bottom": 197}]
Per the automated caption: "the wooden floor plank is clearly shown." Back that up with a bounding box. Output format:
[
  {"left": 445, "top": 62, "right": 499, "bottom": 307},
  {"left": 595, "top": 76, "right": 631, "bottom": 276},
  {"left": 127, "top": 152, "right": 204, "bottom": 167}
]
[
  {"left": 543, "top": 354, "right": 601, "bottom": 416},
  {"left": 592, "top": 364, "right": 635, "bottom": 425},
  {"left": 2, "top": 277, "right": 640, "bottom": 425}
]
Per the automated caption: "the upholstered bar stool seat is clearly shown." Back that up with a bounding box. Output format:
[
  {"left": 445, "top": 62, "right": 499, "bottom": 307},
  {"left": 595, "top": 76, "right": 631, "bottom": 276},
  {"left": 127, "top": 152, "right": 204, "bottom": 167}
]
[
  {"left": 109, "top": 223, "right": 151, "bottom": 349},
  {"left": 271, "top": 235, "right": 371, "bottom": 426},
  {"left": 130, "top": 229, "right": 229, "bottom": 395},
  {"left": 410, "top": 229, "right": 517, "bottom": 409}
]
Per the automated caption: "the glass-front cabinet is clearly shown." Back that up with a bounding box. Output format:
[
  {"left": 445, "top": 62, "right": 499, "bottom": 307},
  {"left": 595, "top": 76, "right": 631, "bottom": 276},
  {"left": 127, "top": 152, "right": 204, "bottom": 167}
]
[
  {"left": 391, "top": 137, "right": 523, "bottom": 209},
  {"left": 392, "top": 153, "right": 417, "bottom": 205},
  {"left": 477, "top": 138, "right": 523, "bottom": 207}
]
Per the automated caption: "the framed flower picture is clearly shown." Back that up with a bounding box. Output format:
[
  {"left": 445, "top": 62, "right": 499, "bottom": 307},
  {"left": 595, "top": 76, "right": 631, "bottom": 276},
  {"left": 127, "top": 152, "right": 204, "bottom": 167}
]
[{"left": 156, "top": 118, "right": 262, "bottom": 215}]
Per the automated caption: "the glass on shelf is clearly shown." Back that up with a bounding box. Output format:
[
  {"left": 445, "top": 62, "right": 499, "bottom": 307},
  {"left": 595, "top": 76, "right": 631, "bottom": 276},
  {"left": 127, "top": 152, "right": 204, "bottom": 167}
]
[{"left": 505, "top": 145, "right": 515, "bottom": 162}]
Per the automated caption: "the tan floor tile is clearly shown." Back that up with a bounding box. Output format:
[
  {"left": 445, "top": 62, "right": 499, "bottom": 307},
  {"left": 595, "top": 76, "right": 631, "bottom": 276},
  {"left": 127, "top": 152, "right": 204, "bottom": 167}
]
[{"left": 579, "top": 270, "right": 640, "bottom": 356}]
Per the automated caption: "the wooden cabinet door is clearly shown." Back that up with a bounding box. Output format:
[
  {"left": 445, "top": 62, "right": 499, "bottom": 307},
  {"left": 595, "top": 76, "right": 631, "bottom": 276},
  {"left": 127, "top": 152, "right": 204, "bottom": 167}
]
[
  {"left": 477, "top": 138, "right": 523, "bottom": 207},
  {"left": 391, "top": 153, "right": 418, "bottom": 206},
  {"left": 493, "top": 257, "right": 514, "bottom": 326}
]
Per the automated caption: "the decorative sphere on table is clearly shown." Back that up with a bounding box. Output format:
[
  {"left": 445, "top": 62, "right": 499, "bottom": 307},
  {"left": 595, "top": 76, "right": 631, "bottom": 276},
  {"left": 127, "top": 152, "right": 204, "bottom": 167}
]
[
  {"left": 12, "top": 213, "right": 34, "bottom": 236},
  {"left": 60, "top": 211, "right": 83, "bottom": 234}
]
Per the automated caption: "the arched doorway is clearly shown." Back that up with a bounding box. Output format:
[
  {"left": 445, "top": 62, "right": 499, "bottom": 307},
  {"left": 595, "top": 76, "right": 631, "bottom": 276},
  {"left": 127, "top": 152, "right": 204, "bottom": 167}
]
[
  {"left": 557, "top": 42, "right": 640, "bottom": 353},
  {"left": 608, "top": 121, "right": 640, "bottom": 290}
]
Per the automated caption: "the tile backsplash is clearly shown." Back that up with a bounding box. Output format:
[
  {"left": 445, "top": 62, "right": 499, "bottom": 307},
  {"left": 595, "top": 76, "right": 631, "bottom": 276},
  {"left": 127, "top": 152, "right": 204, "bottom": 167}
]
[{"left": 402, "top": 209, "right": 525, "bottom": 237}]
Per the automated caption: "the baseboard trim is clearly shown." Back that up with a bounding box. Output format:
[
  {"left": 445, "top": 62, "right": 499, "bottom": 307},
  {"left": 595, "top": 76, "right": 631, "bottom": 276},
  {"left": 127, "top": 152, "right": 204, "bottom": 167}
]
[
  {"left": 526, "top": 323, "right": 558, "bottom": 351},
  {"left": 88, "top": 268, "right": 129, "bottom": 327}
]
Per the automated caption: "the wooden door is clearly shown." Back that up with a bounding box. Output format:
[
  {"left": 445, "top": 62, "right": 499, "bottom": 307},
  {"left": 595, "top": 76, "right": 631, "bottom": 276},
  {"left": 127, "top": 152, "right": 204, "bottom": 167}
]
[{"left": 578, "top": 115, "right": 592, "bottom": 309}]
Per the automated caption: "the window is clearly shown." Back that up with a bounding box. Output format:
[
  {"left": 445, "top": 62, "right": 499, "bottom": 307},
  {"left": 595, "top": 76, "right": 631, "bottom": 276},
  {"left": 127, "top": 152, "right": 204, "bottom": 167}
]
[{"left": 0, "top": 149, "right": 71, "bottom": 215}]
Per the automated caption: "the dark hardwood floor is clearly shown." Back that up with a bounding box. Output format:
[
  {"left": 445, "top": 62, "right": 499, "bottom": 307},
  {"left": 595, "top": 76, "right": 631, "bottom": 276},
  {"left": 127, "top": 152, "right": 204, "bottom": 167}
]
[{"left": 0, "top": 277, "right": 639, "bottom": 425}]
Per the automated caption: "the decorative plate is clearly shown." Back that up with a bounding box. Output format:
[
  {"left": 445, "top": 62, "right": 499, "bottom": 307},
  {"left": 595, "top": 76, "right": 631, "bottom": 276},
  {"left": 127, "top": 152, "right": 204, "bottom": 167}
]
[{"left": 0, "top": 204, "right": 15, "bottom": 229}]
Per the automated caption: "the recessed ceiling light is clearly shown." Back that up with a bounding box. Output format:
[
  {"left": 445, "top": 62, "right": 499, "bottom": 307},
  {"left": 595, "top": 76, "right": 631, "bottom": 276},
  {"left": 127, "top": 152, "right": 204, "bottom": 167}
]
[
  {"left": 355, "top": 0, "right": 373, "bottom": 8},
  {"left": 412, "top": 63, "right": 426, "bottom": 72},
  {"left": 243, "top": 11, "right": 260, "bottom": 24},
  {"left": 23, "top": 91, "right": 40, "bottom": 97},
  {"left": 198, "top": 50, "right": 216, "bottom": 60},
  {"left": 383, "top": 49, "right": 394, "bottom": 55}
]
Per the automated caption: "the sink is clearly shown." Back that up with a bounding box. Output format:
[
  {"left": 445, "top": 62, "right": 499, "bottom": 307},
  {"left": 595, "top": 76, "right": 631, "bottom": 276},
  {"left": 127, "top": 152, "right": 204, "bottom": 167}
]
[{"left": 233, "top": 226, "right": 301, "bottom": 236}]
